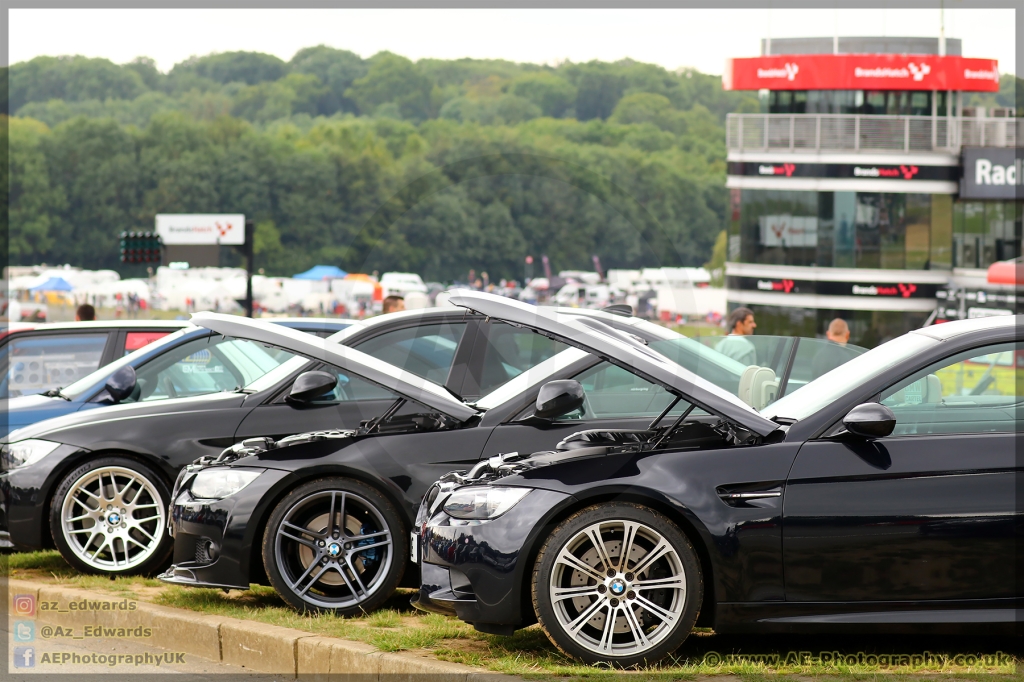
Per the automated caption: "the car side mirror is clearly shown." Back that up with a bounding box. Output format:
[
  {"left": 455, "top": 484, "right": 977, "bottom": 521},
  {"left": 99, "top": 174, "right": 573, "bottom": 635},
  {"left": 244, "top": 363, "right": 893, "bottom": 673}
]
[
  {"left": 105, "top": 365, "right": 137, "bottom": 404},
  {"left": 286, "top": 371, "right": 338, "bottom": 405},
  {"left": 535, "top": 380, "right": 585, "bottom": 419},
  {"left": 842, "top": 403, "right": 896, "bottom": 439}
]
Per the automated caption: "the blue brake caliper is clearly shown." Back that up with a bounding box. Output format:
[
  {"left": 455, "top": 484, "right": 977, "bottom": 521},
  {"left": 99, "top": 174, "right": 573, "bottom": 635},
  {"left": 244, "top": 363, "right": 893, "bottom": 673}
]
[{"left": 355, "top": 523, "right": 379, "bottom": 568}]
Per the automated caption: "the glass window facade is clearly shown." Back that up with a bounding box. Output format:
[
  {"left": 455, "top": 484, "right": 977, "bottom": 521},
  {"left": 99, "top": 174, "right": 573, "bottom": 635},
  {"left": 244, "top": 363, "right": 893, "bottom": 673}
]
[
  {"left": 730, "top": 189, "right": 963, "bottom": 270},
  {"left": 729, "top": 304, "right": 931, "bottom": 349},
  {"left": 768, "top": 90, "right": 954, "bottom": 116},
  {"left": 730, "top": 189, "right": 1021, "bottom": 271},
  {"left": 952, "top": 201, "right": 1023, "bottom": 269}
]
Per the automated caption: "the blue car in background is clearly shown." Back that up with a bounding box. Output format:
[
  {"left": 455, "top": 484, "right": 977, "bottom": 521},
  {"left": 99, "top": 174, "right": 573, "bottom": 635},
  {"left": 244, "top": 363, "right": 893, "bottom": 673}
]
[{"left": 1, "top": 318, "right": 352, "bottom": 438}]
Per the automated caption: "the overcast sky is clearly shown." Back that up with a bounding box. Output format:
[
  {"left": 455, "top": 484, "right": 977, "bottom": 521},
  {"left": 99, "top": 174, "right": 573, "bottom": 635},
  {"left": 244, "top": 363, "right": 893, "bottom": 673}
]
[{"left": 9, "top": 8, "right": 1017, "bottom": 76}]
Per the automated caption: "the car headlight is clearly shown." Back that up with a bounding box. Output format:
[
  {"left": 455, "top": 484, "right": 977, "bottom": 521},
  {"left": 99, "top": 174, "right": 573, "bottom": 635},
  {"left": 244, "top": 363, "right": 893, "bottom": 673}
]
[
  {"left": 189, "top": 468, "right": 262, "bottom": 499},
  {"left": 1, "top": 439, "right": 62, "bottom": 470},
  {"left": 442, "top": 486, "right": 531, "bottom": 520}
]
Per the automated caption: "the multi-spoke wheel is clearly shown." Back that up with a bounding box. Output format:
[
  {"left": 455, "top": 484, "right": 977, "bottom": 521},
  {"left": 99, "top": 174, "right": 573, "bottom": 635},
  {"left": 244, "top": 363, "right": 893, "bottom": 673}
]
[
  {"left": 50, "top": 457, "right": 171, "bottom": 575},
  {"left": 532, "top": 503, "right": 702, "bottom": 667},
  {"left": 263, "top": 478, "right": 406, "bottom": 615}
]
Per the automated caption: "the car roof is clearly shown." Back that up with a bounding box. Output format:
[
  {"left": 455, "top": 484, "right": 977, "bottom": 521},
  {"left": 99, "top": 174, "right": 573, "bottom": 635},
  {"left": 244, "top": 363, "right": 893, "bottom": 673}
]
[
  {"left": 264, "top": 317, "right": 352, "bottom": 326},
  {"left": 2, "top": 322, "right": 38, "bottom": 333},
  {"left": 914, "top": 315, "right": 1020, "bottom": 341},
  {"left": 17, "top": 320, "right": 191, "bottom": 331},
  {"left": 324, "top": 307, "right": 468, "bottom": 342}
]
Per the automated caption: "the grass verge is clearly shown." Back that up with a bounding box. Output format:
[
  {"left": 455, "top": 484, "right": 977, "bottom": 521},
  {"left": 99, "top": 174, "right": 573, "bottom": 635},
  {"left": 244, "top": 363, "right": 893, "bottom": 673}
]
[{"left": 4, "top": 550, "right": 1019, "bottom": 679}]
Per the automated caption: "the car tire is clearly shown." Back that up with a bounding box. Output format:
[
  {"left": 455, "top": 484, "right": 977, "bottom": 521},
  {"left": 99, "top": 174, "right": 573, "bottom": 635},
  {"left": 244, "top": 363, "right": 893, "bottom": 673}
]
[
  {"left": 532, "top": 503, "right": 703, "bottom": 667},
  {"left": 263, "top": 477, "right": 406, "bottom": 615},
  {"left": 50, "top": 456, "right": 172, "bottom": 576}
]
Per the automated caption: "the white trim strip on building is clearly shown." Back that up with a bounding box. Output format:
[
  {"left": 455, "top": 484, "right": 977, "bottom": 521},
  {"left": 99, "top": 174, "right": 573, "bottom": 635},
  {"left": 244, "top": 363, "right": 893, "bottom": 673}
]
[
  {"left": 725, "top": 175, "right": 958, "bottom": 194},
  {"left": 727, "top": 151, "right": 961, "bottom": 166},
  {"left": 725, "top": 262, "right": 953, "bottom": 285},
  {"left": 727, "top": 290, "right": 938, "bottom": 312}
]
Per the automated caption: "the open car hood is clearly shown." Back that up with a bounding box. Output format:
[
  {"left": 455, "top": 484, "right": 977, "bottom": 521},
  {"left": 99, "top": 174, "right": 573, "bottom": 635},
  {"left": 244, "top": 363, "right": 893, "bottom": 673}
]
[
  {"left": 446, "top": 290, "right": 779, "bottom": 437},
  {"left": 190, "top": 312, "right": 478, "bottom": 422}
]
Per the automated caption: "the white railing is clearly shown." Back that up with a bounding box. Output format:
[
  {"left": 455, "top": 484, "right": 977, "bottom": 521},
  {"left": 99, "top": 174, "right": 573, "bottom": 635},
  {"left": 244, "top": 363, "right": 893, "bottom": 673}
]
[{"left": 727, "top": 114, "right": 1021, "bottom": 153}]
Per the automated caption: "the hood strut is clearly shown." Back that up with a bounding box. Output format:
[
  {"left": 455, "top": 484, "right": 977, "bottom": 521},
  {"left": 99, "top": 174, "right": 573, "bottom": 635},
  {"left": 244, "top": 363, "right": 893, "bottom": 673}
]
[
  {"left": 651, "top": 403, "right": 696, "bottom": 449},
  {"left": 648, "top": 395, "right": 681, "bottom": 430},
  {"left": 363, "top": 398, "right": 406, "bottom": 435}
]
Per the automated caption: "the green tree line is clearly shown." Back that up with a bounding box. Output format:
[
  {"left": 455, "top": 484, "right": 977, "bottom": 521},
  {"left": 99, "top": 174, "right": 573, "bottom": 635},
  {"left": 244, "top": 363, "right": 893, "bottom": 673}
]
[{"left": 7, "top": 48, "right": 761, "bottom": 280}]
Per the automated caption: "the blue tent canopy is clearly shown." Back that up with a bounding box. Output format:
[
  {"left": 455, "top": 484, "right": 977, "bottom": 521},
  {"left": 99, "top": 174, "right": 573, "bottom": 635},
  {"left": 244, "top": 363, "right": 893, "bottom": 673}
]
[
  {"left": 293, "top": 265, "right": 347, "bottom": 280},
  {"left": 30, "top": 277, "right": 74, "bottom": 292}
]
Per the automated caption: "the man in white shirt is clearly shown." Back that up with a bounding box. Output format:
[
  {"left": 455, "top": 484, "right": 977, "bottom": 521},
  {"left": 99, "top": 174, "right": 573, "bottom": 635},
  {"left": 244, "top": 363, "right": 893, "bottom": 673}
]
[{"left": 715, "top": 307, "right": 757, "bottom": 366}]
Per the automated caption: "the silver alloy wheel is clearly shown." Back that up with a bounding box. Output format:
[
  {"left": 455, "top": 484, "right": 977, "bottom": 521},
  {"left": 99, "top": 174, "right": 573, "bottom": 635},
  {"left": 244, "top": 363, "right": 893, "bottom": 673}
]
[
  {"left": 548, "top": 519, "right": 687, "bottom": 658},
  {"left": 60, "top": 466, "right": 166, "bottom": 572},
  {"left": 274, "top": 490, "right": 393, "bottom": 610}
]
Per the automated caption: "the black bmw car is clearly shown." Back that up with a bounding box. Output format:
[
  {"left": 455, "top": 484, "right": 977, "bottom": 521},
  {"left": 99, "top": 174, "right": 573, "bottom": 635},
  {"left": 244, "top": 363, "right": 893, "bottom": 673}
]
[
  {"left": 415, "top": 294, "right": 1021, "bottom": 667},
  {"left": 160, "top": 302, "right": 862, "bottom": 615},
  {"left": 0, "top": 306, "right": 579, "bottom": 574}
]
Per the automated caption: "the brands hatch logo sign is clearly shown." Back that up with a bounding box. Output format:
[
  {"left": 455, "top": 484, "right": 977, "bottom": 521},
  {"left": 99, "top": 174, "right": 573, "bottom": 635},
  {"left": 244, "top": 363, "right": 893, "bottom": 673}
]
[
  {"left": 757, "top": 63, "right": 799, "bottom": 81},
  {"left": 165, "top": 222, "right": 234, "bottom": 238},
  {"left": 852, "top": 283, "right": 918, "bottom": 298},
  {"left": 726, "top": 55, "right": 1000, "bottom": 93},
  {"left": 964, "top": 67, "right": 1000, "bottom": 82},
  {"left": 853, "top": 165, "right": 919, "bottom": 180},
  {"left": 757, "top": 279, "right": 796, "bottom": 293},
  {"left": 758, "top": 163, "right": 796, "bottom": 177},
  {"left": 155, "top": 214, "right": 246, "bottom": 246},
  {"left": 854, "top": 62, "right": 930, "bottom": 81}
]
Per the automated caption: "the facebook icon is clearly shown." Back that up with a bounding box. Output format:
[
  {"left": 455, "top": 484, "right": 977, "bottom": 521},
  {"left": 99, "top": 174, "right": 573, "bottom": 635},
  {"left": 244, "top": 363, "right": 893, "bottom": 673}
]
[{"left": 14, "top": 646, "right": 35, "bottom": 668}]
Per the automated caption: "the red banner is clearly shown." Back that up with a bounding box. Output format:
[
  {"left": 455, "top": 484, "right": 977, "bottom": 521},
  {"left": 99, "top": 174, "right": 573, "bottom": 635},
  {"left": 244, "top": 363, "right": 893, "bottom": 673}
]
[{"left": 724, "top": 54, "right": 1000, "bottom": 92}]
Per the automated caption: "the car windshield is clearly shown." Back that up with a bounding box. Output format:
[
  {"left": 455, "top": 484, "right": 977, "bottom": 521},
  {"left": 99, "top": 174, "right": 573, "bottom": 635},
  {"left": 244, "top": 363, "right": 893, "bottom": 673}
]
[
  {"left": 761, "top": 332, "right": 938, "bottom": 422},
  {"left": 61, "top": 329, "right": 191, "bottom": 399}
]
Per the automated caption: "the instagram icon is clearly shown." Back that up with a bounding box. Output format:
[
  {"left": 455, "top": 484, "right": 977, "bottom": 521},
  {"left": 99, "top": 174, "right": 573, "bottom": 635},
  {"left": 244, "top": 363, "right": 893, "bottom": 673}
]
[{"left": 13, "top": 594, "right": 36, "bottom": 617}]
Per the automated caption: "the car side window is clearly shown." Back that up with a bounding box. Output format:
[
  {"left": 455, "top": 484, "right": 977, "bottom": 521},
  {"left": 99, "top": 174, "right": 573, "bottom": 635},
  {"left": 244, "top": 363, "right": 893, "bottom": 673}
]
[
  {"left": 568, "top": 360, "right": 690, "bottom": 420},
  {"left": 788, "top": 338, "right": 867, "bottom": 393},
  {"left": 475, "top": 322, "right": 566, "bottom": 396},
  {"left": 880, "top": 342, "right": 1021, "bottom": 436},
  {"left": 2, "top": 333, "right": 109, "bottom": 398},
  {"left": 124, "top": 335, "right": 296, "bottom": 403},
  {"left": 353, "top": 322, "right": 466, "bottom": 386}
]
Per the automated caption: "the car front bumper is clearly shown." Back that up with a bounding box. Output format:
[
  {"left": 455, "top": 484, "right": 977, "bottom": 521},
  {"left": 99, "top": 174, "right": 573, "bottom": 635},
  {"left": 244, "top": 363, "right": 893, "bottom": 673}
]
[
  {"left": 413, "top": 488, "right": 572, "bottom": 632},
  {"left": 159, "top": 466, "right": 289, "bottom": 590},
  {"left": 0, "top": 443, "right": 87, "bottom": 549}
]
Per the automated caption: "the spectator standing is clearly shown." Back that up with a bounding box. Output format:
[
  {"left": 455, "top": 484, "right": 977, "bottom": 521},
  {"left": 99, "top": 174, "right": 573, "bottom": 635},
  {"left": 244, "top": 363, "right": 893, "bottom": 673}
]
[
  {"left": 382, "top": 295, "right": 405, "bottom": 314},
  {"left": 812, "top": 318, "right": 852, "bottom": 378},
  {"left": 715, "top": 307, "right": 757, "bottom": 366},
  {"left": 75, "top": 304, "right": 96, "bottom": 322}
]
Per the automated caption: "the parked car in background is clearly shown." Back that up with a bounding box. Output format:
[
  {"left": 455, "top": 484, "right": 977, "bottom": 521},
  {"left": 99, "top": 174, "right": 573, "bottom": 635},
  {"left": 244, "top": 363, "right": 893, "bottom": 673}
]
[
  {"left": 0, "top": 318, "right": 353, "bottom": 439},
  {"left": 416, "top": 300, "right": 1019, "bottom": 667},
  {"left": 380, "top": 272, "right": 428, "bottom": 298},
  {"left": 1, "top": 320, "right": 188, "bottom": 400}
]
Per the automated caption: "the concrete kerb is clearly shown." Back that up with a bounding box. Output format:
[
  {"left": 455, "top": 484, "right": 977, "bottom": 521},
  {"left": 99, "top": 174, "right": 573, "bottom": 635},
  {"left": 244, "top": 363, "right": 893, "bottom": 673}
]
[{"left": 5, "top": 578, "right": 522, "bottom": 681}]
